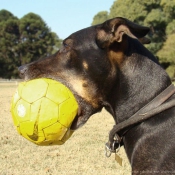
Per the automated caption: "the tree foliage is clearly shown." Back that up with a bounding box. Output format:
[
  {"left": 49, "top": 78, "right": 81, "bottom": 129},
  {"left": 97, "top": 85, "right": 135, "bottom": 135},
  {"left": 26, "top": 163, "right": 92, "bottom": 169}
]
[
  {"left": 0, "top": 10, "right": 19, "bottom": 78},
  {"left": 0, "top": 10, "right": 62, "bottom": 78},
  {"left": 91, "top": 11, "right": 108, "bottom": 26},
  {"left": 91, "top": 0, "right": 175, "bottom": 79}
]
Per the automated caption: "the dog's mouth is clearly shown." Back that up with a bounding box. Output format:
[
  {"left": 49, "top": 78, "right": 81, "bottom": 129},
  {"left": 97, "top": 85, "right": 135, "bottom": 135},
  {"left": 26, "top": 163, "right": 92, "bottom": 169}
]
[
  {"left": 70, "top": 106, "right": 97, "bottom": 131},
  {"left": 70, "top": 96, "right": 97, "bottom": 130},
  {"left": 70, "top": 106, "right": 84, "bottom": 130}
]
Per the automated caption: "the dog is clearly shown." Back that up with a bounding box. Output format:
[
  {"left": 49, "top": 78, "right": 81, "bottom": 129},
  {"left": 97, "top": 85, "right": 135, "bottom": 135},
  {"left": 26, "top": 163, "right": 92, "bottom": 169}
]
[{"left": 19, "top": 17, "right": 175, "bottom": 174}]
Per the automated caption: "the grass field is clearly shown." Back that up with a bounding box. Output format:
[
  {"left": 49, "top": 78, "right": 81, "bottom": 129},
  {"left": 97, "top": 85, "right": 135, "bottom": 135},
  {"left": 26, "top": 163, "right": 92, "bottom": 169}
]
[{"left": 0, "top": 83, "right": 131, "bottom": 175}]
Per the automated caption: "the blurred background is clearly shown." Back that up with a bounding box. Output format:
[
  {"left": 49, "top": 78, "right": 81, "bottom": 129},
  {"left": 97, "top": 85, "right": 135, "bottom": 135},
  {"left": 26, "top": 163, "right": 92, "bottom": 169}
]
[{"left": 0, "top": 0, "right": 175, "bottom": 79}]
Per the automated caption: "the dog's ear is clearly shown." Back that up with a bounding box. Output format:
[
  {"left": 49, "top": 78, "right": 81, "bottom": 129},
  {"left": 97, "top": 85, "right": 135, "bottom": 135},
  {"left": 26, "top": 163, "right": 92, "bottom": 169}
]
[{"left": 96, "top": 17, "right": 150, "bottom": 48}]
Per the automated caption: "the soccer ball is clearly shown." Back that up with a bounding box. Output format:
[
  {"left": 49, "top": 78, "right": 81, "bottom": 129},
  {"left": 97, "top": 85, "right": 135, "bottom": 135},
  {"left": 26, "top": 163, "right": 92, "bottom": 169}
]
[{"left": 10, "top": 78, "right": 78, "bottom": 146}]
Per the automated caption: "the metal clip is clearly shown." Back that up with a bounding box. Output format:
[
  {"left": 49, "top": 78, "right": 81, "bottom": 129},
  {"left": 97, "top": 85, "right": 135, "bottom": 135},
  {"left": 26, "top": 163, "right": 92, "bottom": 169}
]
[
  {"left": 105, "top": 134, "right": 121, "bottom": 158},
  {"left": 105, "top": 144, "right": 112, "bottom": 157}
]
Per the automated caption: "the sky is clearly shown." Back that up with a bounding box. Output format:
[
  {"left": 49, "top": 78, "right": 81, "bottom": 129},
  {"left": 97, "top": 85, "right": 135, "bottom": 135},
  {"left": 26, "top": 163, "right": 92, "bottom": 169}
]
[{"left": 1, "top": 0, "right": 115, "bottom": 39}]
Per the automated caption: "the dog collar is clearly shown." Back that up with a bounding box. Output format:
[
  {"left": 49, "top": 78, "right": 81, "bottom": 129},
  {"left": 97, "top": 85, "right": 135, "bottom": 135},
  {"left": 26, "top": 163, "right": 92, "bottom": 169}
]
[{"left": 105, "top": 84, "right": 175, "bottom": 157}]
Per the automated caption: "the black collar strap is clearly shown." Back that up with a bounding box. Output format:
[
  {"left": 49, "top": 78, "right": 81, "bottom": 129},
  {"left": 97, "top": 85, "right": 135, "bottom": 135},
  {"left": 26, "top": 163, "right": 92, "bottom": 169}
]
[{"left": 105, "top": 84, "right": 175, "bottom": 157}]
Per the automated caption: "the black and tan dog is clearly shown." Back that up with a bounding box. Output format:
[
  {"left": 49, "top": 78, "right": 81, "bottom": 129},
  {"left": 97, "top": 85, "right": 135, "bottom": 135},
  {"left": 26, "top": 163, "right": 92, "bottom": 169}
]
[{"left": 19, "top": 17, "right": 175, "bottom": 174}]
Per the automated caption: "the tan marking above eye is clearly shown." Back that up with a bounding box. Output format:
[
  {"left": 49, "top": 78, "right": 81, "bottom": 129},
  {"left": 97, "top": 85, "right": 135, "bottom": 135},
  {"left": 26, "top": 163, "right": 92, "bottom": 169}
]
[
  {"left": 82, "top": 61, "right": 88, "bottom": 70},
  {"left": 64, "top": 38, "right": 73, "bottom": 46}
]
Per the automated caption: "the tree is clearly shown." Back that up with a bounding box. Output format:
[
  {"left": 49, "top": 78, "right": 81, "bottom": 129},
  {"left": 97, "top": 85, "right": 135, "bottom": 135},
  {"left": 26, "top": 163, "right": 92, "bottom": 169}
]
[
  {"left": 0, "top": 9, "right": 17, "bottom": 21},
  {"left": 109, "top": 0, "right": 148, "bottom": 24},
  {"left": 156, "top": 19, "right": 175, "bottom": 78},
  {"left": 91, "top": 11, "right": 109, "bottom": 25},
  {"left": 0, "top": 10, "right": 19, "bottom": 78},
  {"left": 0, "top": 10, "right": 62, "bottom": 78},
  {"left": 157, "top": 34, "right": 175, "bottom": 63},
  {"left": 18, "top": 13, "right": 61, "bottom": 65}
]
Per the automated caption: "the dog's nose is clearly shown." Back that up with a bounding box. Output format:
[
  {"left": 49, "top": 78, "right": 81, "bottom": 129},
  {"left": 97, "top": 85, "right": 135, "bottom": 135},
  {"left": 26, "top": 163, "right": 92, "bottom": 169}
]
[{"left": 18, "top": 65, "right": 28, "bottom": 78}]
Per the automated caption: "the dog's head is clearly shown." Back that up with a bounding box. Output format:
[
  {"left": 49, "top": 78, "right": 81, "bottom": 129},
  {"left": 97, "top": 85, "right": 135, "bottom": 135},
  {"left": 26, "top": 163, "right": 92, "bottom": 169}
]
[{"left": 19, "top": 17, "right": 150, "bottom": 130}]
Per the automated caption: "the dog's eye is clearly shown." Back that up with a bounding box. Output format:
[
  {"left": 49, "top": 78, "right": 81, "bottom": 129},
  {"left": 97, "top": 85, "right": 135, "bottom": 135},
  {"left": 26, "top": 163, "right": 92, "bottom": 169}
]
[
  {"left": 63, "top": 42, "right": 69, "bottom": 48},
  {"left": 64, "top": 43, "right": 68, "bottom": 47},
  {"left": 59, "top": 42, "right": 70, "bottom": 53}
]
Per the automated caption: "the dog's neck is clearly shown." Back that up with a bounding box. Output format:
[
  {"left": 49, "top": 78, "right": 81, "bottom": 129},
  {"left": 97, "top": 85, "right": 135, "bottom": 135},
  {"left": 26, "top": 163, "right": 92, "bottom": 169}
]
[{"left": 107, "top": 39, "right": 171, "bottom": 124}]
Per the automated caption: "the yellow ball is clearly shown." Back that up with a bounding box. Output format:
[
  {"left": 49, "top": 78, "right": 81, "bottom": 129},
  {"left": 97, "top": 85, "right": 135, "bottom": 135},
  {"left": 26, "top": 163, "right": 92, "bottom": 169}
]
[{"left": 10, "top": 78, "right": 78, "bottom": 146}]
